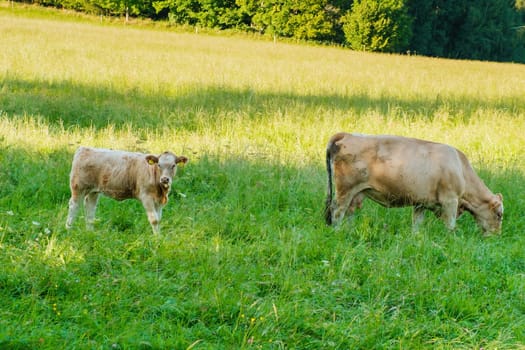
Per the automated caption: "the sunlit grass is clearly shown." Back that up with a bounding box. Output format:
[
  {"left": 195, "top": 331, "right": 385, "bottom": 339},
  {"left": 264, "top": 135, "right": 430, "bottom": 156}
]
[{"left": 0, "top": 3, "right": 524, "bottom": 349}]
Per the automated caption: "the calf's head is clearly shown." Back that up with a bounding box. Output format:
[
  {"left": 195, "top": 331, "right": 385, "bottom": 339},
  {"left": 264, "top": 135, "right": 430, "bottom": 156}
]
[
  {"left": 145, "top": 152, "right": 188, "bottom": 189},
  {"left": 476, "top": 193, "right": 504, "bottom": 235}
]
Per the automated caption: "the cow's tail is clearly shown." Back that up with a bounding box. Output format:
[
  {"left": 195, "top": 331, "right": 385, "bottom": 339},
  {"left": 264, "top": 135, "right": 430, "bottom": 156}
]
[{"left": 324, "top": 140, "right": 334, "bottom": 225}]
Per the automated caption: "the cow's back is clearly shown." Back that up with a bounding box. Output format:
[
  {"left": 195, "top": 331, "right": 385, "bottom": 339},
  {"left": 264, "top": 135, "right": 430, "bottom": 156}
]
[
  {"left": 70, "top": 147, "right": 143, "bottom": 199},
  {"left": 333, "top": 133, "right": 466, "bottom": 205}
]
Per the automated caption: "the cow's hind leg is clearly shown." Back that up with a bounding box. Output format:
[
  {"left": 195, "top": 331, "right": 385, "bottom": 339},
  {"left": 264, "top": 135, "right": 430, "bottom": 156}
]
[
  {"left": 66, "top": 193, "right": 82, "bottom": 230},
  {"left": 331, "top": 189, "right": 360, "bottom": 227},
  {"left": 84, "top": 192, "right": 100, "bottom": 230},
  {"left": 346, "top": 192, "right": 365, "bottom": 216}
]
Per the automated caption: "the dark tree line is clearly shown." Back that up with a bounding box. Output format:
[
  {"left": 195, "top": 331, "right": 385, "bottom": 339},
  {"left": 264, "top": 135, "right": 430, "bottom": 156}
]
[{"left": 19, "top": 0, "right": 525, "bottom": 62}]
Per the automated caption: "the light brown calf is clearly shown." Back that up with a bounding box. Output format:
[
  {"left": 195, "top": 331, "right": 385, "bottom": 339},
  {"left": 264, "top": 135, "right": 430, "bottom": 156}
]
[
  {"left": 325, "top": 133, "right": 503, "bottom": 234},
  {"left": 66, "top": 147, "right": 188, "bottom": 233}
]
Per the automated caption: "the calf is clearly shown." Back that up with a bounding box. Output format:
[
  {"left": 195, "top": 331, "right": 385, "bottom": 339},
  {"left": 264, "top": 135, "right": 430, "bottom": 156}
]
[
  {"left": 66, "top": 147, "right": 188, "bottom": 233},
  {"left": 325, "top": 132, "right": 503, "bottom": 234}
]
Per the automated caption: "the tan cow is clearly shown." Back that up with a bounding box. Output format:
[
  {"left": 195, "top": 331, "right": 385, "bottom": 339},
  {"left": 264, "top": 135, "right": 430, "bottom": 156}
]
[
  {"left": 66, "top": 147, "right": 188, "bottom": 233},
  {"left": 324, "top": 132, "right": 503, "bottom": 234}
]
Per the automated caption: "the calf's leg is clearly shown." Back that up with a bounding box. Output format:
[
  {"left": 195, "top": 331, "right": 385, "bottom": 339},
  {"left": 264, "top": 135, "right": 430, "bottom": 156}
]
[
  {"left": 66, "top": 193, "right": 82, "bottom": 230},
  {"left": 84, "top": 192, "right": 100, "bottom": 230},
  {"left": 141, "top": 197, "right": 162, "bottom": 234}
]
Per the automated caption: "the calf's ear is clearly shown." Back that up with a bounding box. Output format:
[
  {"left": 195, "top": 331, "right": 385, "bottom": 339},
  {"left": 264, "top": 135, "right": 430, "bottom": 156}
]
[
  {"left": 145, "top": 155, "right": 159, "bottom": 165},
  {"left": 176, "top": 156, "right": 188, "bottom": 165}
]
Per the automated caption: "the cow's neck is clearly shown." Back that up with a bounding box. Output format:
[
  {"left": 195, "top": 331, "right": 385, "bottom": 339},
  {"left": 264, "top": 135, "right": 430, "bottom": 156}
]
[{"left": 462, "top": 168, "right": 493, "bottom": 212}]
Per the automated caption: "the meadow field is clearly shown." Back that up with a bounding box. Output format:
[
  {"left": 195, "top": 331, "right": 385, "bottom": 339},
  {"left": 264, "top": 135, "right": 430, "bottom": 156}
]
[{"left": 1, "top": 3, "right": 525, "bottom": 349}]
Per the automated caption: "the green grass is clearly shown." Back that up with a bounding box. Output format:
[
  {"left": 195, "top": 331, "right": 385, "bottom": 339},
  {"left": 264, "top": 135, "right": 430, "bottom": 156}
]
[{"left": 1, "top": 2, "right": 525, "bottom": 349}]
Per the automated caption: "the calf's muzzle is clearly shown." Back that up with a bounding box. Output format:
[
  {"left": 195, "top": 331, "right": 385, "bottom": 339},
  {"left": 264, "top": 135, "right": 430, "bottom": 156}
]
[{"left": 160, "top": 176, "right": 171, "bottom": 188}]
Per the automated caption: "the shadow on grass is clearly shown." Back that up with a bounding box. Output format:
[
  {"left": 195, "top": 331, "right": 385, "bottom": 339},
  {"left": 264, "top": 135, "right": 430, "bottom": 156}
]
[
  {"left": 0, "top": 340, "right": 37, "bottom": 350},
  {"left": 1, "top": 77, "right": 523, "bottom": 130}
]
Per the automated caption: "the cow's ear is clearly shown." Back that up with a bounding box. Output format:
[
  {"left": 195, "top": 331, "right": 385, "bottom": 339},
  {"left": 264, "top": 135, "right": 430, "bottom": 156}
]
[
  {"left": 146, "top": 155, "right": 159, "bottom": 165},
  {"left": 489, "top": 194, "right": 503, "bottom": 209},
  {"left": 176, "top": 156, "right": 188, "bottom": 165}
]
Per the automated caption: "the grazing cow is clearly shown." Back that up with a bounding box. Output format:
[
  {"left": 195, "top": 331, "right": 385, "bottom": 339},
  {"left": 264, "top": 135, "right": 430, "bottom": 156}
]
[
  {"left": 66, "top": 147, "right": 188, "bottom": 233},
  {"left": 324, "top": 132, "right": 503, "bottom": 235}
]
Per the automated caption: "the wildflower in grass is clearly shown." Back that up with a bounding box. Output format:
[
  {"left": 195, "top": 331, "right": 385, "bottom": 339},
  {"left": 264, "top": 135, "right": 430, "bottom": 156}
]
[{"left": 52, "top": 303, "right": 61, "bottom": 316}]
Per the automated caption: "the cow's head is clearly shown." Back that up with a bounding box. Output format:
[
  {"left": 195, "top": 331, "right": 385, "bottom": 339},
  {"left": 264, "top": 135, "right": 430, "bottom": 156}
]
[
  {"left": 476, "top": 193, "right": 504, "bottom": 235},
  {"left": 146, "top": 152, "right": 188, "bottom": 190}
]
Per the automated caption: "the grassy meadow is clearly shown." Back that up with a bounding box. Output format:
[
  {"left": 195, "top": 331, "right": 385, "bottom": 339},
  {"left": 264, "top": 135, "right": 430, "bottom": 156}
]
[{"left": 1, "top": 2, "right": 525, "bottom": 349}]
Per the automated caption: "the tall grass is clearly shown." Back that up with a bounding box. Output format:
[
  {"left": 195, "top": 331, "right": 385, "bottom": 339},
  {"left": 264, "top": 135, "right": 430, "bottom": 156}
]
[{"left": 1, "top": 3, "right": 525, "bottom": 349}]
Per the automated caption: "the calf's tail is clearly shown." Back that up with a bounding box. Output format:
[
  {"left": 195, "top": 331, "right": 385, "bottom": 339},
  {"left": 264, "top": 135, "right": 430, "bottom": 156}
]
[{"left": 324, "top": 141, "right": 334, "bottom": 225}]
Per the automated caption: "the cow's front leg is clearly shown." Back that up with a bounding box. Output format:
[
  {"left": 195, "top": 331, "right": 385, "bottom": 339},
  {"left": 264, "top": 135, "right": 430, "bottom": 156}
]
[
  {"left": 84, "top": 192, "right": 100, "bottom": 230},
  {"left": 141, "top": 197, "right": 161, "bottom": 234},
  {"left": 440, "top": 198, "right": 459, "bottom": 230},
  {"left": 412, "top": 206, "right": 426, "bottom": 232}
]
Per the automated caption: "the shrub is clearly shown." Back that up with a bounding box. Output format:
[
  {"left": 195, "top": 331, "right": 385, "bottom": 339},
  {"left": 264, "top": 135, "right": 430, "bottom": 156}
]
[{"left": 342, "top": 0, "right": 412, "bottom": 53}]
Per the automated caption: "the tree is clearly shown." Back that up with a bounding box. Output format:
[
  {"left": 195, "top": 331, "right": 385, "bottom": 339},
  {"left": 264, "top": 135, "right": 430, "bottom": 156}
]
[
  {"left": 239, "top": 0, "right": 335, "bottom": 41},
  {"left": 87, "top": 0, "right": 153, "bottom": 19},
  {"left": 453, "top": 0, "right": 522, "bottom": 61},
  {"left": 342, "top": 0, "right": 412, "bottom": 53},
  {"left": 405, "top": 0, "right": 434, "bottom": 55},
  {"left": 153, "top": 0, "right": 245, "bottom": 28},
  {"left": 406, "top": 0, "right": 524, "bottom": 62}
]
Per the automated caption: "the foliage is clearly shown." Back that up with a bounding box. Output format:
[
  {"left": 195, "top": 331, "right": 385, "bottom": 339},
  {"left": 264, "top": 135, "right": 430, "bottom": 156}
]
[
  {"left": 7, "top": 0, "right": 525, "bottom": 62},
  {"left": 404, "top": 0, "right": 433, "bottom": 55},
  {"left": 152, "top": 0, "right": 244, "bottom": 28},
  {"left": 247, "top": 0, "right": 336, "bottom": 40},
  {"left": 407, "top": 0, "right": 524, "bottom": 61},
  {"left": 1, "top": 9, "right": 525, "bottom": 348},
  {"left": 342, "top": 0, "right": 412, "bottom": 52}
]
